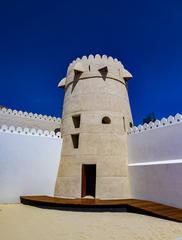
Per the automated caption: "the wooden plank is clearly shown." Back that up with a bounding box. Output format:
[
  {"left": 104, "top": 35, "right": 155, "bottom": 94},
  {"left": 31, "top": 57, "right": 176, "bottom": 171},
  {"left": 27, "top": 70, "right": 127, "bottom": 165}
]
[{"left": 20, "top": 196, "right": 182, "bottom": 222}]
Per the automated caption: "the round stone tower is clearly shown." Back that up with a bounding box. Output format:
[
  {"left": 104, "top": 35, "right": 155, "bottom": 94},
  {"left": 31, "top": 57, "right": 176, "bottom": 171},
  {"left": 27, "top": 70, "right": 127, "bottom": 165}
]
[{"left": 55, "top": 54, "right": 133, "bottom": 199}]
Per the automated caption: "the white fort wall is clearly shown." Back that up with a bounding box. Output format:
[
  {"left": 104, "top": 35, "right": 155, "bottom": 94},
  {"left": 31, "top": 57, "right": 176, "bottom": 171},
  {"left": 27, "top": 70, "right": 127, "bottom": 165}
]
[
  {"left": 0, "top": 107, "right": 61, "bottom": 131},
  {"left": 1, "top": 111, "right": 182, "bottom": 206},
  {"left": 0, "top": 125, "right": 62, "bottom": 203},
  {"left": 128, "top": 114, "right": 182, "bottom": 208}
]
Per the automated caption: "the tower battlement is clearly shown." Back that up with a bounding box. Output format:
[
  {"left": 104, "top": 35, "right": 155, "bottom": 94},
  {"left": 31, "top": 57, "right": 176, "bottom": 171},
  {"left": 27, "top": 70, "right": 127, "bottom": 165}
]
[
  {"left": 68, "top": 54, "right": 123, "bottom": 71},
  {"left": 58, "top": 54, "right": 132, "bottom": 89}
]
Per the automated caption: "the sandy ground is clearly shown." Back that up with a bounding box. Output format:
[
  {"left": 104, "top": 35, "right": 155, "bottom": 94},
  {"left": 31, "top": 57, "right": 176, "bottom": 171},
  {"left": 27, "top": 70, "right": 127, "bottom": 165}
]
[{"left": 0, "top": 204, "right": 182, "bottom": 240}]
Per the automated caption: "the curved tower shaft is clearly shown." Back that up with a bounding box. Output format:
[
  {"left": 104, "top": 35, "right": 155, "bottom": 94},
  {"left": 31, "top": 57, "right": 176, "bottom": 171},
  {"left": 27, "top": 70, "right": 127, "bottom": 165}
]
[{"left": 55, "top": 54, "right": 133, "bottom": 199}]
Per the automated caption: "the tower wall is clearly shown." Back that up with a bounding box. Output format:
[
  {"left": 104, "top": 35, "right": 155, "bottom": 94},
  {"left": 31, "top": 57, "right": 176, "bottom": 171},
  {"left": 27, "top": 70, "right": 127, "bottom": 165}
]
[{"left": 55, "top": 54, "right": 133, "bottom": 199}]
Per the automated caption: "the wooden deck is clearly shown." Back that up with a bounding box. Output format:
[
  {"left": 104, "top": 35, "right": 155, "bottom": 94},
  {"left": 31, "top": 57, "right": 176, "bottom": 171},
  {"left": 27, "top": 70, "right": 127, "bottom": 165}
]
[{"left": 20, "top": 196, "right": 182, "bottom": 223}]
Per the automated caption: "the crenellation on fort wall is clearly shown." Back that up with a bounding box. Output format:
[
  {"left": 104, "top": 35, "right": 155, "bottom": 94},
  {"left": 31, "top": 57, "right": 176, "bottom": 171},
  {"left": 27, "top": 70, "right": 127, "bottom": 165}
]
[
  {"left": 0, "top": 124, "right": 61, "bottom": 138},
  {"left": 128, "top": 113, "right": 182, "bottom": 135},
  {"left": 0, "top": 107, "right": 61, "bottom": 131},
  {"left": 0, "top": 107, "right": 61, "bottom": 122}
]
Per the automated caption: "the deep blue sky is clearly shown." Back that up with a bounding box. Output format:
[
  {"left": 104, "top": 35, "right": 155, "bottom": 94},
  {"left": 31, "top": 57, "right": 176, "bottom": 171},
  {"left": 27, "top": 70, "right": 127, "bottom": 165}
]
[{"left": 1, "top": 0, "right": 182, "bottom": 125}]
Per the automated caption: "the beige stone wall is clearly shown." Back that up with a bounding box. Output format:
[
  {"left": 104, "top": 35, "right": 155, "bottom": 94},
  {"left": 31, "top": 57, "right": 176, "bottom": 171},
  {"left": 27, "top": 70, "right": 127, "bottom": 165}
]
[{"left": 55, "top": 54, "right": 133, "bottom": 199}]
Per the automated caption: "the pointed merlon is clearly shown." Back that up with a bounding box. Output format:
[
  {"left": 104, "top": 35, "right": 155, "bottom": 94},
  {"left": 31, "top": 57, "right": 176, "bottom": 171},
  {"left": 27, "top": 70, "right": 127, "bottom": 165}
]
[
  {"left": 123, "top": 69, "right": 132, "bottom": 80},
  {"left": 58, "top": 78, "right": 66, "bottom": 88}
]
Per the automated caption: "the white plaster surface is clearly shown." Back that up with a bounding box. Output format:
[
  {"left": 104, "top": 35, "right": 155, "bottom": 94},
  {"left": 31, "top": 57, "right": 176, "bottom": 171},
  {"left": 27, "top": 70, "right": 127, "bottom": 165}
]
[
  {"left": 0, "top": 107, "right": 61, "bottom": 131},
  {"left": 128, "top": 121, "right": 182, "bottom": 163},
  {"left": 128, "top": 121, "right": 182, "bottom": 208},
  {"left": 0, "top": 131, "right": 62, "bottom": 203}
]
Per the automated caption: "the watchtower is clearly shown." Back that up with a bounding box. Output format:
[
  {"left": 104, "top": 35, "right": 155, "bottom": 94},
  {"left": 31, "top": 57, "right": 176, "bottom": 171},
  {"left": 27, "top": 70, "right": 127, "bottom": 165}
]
[{"left": 55, "top": 54, "right": 133, "bottom": 199}]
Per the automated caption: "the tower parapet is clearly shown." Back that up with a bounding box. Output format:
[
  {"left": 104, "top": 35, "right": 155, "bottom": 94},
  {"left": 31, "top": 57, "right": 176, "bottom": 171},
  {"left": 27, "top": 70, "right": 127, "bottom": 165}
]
[{"left": 59, "top": 54, "right": 132, "bottom": 90}]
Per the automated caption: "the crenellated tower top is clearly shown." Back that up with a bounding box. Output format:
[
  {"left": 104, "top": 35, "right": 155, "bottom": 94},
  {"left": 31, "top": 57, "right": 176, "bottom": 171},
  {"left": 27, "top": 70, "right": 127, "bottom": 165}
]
[{"left": 58, "top": 54, "right": 132, "bottom": 89}]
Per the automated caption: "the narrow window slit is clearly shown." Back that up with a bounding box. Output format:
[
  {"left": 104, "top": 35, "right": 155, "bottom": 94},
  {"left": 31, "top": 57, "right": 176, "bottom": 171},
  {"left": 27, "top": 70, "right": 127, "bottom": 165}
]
[
  {"left": 71, "top": 134, "right": 79, "bottom": 149},
  {"left": 123, "top": 117, "right": 126, "bottom": 132},
  {"left": 72, "top": 115, "right": 81, "bottom": 128}
]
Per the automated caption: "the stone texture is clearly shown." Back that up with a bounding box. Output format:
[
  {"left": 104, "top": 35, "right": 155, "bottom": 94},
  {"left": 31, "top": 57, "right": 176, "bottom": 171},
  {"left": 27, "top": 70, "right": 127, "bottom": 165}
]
[
  {"left": 55, "top": 55, "right": 133, "bottom": 199},
  {"left": 96, "top": 177, "right": 131, "bottom": 199},
  {"left": 55, "top": 177, "right": 81, "bottom": 198}
]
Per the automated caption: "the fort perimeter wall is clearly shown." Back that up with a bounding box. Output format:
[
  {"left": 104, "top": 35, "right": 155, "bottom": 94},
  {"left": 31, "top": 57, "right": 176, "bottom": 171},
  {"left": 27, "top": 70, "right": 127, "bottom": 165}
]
[
  {"left": 1, "top": 112, "right": 182, "bottom": 206},
  {"left": 128, "top": 114, "right": 182, "bottom": 208},
  {"left": 0, "top": 125, "right": 62, "bottom": 203},
  {"left": 0, "top": 107, "right": 61, "bottom": 131}
]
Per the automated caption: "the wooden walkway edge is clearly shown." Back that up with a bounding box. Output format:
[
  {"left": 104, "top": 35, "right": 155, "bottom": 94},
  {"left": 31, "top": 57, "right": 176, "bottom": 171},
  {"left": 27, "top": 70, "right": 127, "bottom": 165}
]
[{"left": 20, "top": 196, "right": 182, "bottom": 223}]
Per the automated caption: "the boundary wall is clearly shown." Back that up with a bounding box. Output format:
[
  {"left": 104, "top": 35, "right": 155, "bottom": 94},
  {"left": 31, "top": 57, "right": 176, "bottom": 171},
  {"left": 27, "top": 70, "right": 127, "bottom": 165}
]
[
  {"left": 0, "top": 125, "right": 62, "bottom": 203},
  {"left": 0, "top": 107, "right": 61, "bottom": 131},
  {"left": 128, "top": 114, "right": 182, "bottom": 208}
]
